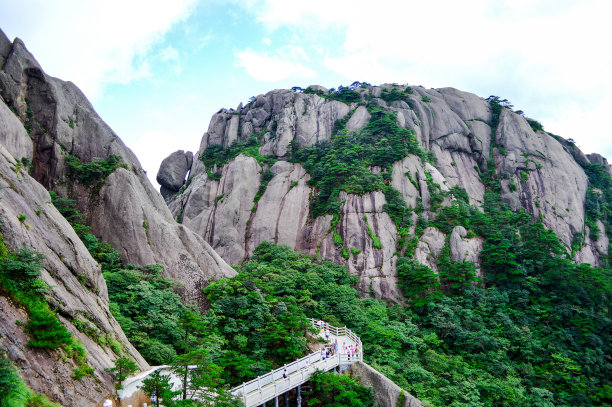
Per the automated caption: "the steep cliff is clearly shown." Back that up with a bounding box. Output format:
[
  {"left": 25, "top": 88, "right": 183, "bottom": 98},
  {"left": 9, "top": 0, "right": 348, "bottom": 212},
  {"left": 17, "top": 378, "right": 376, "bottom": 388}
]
[
  {"left": 0, "top": 144, "right": 147, "bottom": 404},
  {"left": 162, "top": 84, "right": 610, "bottom": 299},
  {"left": 0, "top": 29, "right": 236, "bottom": 305}
]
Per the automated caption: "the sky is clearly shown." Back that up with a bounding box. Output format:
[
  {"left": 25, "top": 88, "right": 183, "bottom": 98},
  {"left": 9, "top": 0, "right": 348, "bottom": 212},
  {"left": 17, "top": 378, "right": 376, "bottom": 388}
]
[{"left": 1, "top": 0, "right": 611, "bottom": 188}]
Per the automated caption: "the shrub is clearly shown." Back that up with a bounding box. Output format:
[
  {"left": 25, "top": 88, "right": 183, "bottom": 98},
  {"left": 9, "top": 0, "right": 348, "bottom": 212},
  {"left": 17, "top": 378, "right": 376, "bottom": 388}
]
[
  {"left": 526, "top": 118, "right": 544, "bottom": 132},
  {"left": 26, "top": 304, "right": 72, "bottom": 349},
  {"left": 396, "top": 258, "right": 440, "bottom": 299},
  {"left": 71, "top": 364, "right": 94, "bottom": 380},
  {"left": 65, "top": 154, "right": 127, "bottom": 187}
]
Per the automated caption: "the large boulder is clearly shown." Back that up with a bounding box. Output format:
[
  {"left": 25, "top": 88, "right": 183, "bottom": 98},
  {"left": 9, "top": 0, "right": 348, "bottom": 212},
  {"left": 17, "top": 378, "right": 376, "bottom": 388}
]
[{"left": 157, "top": 149, "right": 193, "bottom": 198}]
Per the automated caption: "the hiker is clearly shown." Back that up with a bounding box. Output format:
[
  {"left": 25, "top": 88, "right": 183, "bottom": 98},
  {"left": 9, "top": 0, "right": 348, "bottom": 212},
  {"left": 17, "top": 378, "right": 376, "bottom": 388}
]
[
  {"left": 321, "top": 348, "right": 326, "bottom": 360},
  {"left": 325, "top": 326, "right": 330, "bottom": 341},
  {"left": 283, "top": 368, "right": 288, "bottom": 380}
]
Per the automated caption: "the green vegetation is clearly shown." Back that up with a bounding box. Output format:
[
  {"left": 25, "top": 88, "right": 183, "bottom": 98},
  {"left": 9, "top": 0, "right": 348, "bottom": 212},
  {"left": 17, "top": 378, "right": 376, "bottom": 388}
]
[
  {"left": 291, "top": 108, "right": 424, "bottom": 218},
  {"left": 0, "top": 237, "right": 93, "bottom": 381},
  {"left": 253, "top": 169, "right": 274, "bottom": 203},
  {"left": 379, "top": 87, "right": 413, "bottom": 104},
  {"left": 526, "top": 118, "right": 544, "bottom": 132},
  {"left": 106, "top": 356, "right": 137, "bottom": 389},
  {"left": 105, "top": 264, "right": 185, "bottom": 364},
  {"left": 421, "top": 96, "right": 431, "bottom": 103},
  {"left": 140, "top": 370, "right": 173, "bottom": 407},
  {"left": 65, "top": 154, "right": 127, "bottom": 188},
  {"left": 304, "top": 370, "right": 374, "bottom": 406},
  {"left": 303, "top": 85, "right": 362, "bottom": 104},
  {"left": 198, "top": 133, "right": 276, "bottom": 181},
  {"left": 229, "top": 225, "right": 610, "bottom": 406}
]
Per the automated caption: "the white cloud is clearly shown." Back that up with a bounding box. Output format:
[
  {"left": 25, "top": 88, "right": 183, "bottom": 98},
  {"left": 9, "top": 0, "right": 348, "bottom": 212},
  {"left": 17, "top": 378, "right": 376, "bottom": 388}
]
[
  {"left": 160, "top": 46, "right": 179, "bottom": 62},
  {"left": 237, "top": 0, "right": 612, "bottom": 159},
  {"left": 0, "top": 0, "right": 197, "bottom": 98},
  {"left": 235, "top": 46, "right": 316, "bottom": 82}
]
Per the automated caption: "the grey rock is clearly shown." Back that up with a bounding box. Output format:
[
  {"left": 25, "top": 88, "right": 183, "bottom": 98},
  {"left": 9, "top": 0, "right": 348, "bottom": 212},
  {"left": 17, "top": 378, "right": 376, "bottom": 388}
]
[
  {"left": 177, "top": 154, "right": 261, "bottom": 265},
  {"left": 346, "top": 105, "right": 370, "bottom": 132},
  {"left": 438, "top": 87, "right": 491, "bottom": 122},
  {"left": 306, "top": 84, "right": 328, "bottom": 93},
  {"left": 349, "top": 361, "right": 423, "bottom": 407},
  {"left": 467, "top": 120, "right": 492, "bottom": 165},
  {"left": 414, "top": 227, "right": 446, "bottom": 273},
  {"left": 0, "top": 28, "right": 11, "bottom": 67},
  {"left": 587, "top": 153, "right": 608, "bottom": 166},
  {"left": 337, "top": 191, "right": 401, "bottom": 300},
  {"left": 449, "top": 226, "right": 484, "bottom": 278},
  {"left": 431, "top": 144, "right": 484, "bottom": 207},
  {"left": 0, "top": 98, "right": 32, "bottom": 161},
  {"left": 249, "top": 162, "right": 311, "bottom": 252},
  {"left": 157, "top": 150, "right": 193, "bottom": 191},
  {"left": 495, "top": 109, "right": 588, "bottom": 248}
]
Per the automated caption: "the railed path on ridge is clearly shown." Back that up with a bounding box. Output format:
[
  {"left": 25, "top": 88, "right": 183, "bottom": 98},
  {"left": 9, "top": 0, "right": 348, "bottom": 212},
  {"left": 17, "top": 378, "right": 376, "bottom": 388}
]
[
  {"left": 118, "top": 318, "right": 363, "bottom": 406},
  {"left": 230, "top": 318, "right": 363, "bottom": 406}
]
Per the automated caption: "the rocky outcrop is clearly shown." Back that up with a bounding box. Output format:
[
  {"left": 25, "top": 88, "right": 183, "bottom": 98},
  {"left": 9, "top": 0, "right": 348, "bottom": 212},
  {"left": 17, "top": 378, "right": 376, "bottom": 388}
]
[
  {"left": 0, "top": 145, "right": 147, "bottom": 406},
  {"left": 164, "top": 83, "right": 608, "bottom": 299},
  {"left": 0, "top": 29, "right": 235, "bottom": 304},
  {"left": 495, "top": 109, "right": 588, "bottom": 248},
  {"left": 414, "top": 227, "right": 447, "bottom": 273},
  {"left": 449, "top": 226, "right": 484, "bottom": 278},
  {"left": 156, "top": 150, "right": 193, "bottom": 200},
  {"left": 348, "top": 361, "right": 423, "bottom": 407}
]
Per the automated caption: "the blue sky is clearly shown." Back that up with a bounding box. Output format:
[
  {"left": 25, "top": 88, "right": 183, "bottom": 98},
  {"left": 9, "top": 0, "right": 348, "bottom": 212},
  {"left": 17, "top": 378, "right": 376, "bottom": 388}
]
[{"left": 1, "top": 0, "right": 611, "bottom": 187}]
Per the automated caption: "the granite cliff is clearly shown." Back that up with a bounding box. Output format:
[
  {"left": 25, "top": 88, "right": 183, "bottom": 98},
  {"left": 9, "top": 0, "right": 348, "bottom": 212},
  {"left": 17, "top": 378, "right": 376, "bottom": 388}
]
[{"left": 161, "top": 84, "right": 610, "bottom": 300}]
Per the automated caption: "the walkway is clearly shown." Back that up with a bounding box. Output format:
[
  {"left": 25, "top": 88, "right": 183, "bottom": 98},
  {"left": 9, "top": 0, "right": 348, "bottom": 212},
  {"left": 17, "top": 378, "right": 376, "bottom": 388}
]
[
  {"left": 118, "top": 318, "right": 363, "bottom": 406},
  {"left": 229, "top": 318, "right": 362, "bottom": 407}
]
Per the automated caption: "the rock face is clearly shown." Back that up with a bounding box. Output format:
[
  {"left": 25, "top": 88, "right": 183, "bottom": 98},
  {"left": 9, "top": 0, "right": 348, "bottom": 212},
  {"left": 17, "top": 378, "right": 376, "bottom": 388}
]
[
  {"left": 164, "top": 83, "right": 609, "bottom": 299},
  {"left": 0, "top": 29, "right": 236, "bottom": 305},
  {"left": 157, "top": 149, "right": 193, "bottom": 200},
  {"left": 349, "top": 361, "right": 423, "bottom": 407},
  {"left": 0, "top": 144, "right": 147, "bottom": 406}
]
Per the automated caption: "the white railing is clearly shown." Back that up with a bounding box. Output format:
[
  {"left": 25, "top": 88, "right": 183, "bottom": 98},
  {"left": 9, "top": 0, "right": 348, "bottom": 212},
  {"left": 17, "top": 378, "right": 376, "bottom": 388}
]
[{"left": 230, "top": 318, "right": 363, "bottom": 406}]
